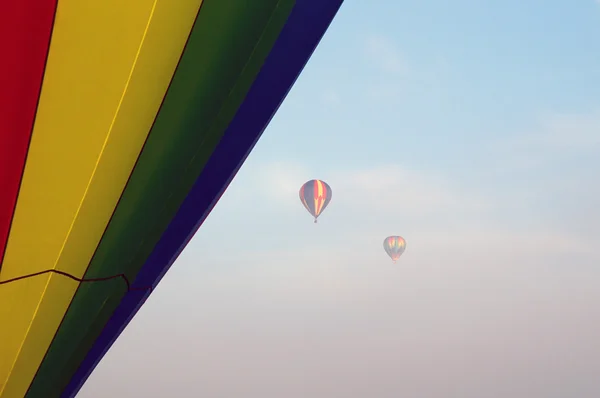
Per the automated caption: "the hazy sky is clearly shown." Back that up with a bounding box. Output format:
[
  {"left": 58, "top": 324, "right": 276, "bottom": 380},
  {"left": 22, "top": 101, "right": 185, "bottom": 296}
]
[{"left": 80, "top": 1, "right": 600, "bottom": 397}]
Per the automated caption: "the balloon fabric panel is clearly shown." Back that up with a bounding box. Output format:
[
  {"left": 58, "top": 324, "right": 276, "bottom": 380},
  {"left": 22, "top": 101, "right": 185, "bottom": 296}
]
[
  {"left": 61, "top": 1, "right": 343, "bottom": 395},
  {"left": 0, "top": 0, "right": 343, "bottom": 396},
  {"left": 24, "top": 0, "right": 295, "bottom": 396},
  {"left": 0, "top": 0, "right": 57, "bottom": 266},
  {"left": 0, "top": 0, "right": 202, "bottom": 395}
]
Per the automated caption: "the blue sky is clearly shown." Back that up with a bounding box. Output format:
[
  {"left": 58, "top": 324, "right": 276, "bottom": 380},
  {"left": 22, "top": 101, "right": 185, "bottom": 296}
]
[{"left": 81, "top": 2, "right": 600, "bottom": 397}]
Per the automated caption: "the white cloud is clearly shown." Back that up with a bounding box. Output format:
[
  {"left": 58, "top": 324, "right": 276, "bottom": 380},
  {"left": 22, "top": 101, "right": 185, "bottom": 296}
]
[
  {"left": 520, "top": 109, "right": 600, "bottom": 150},
  {"left": 235, "top": 161, "right": 490, "bottom": 218},
  {"left": 335, "top": 165, "right": 489, "bottom": 215},
  {"left": 202, "top": 224, "right": 591, "bottom": 278},
  {"left": 208, "top": 160, "right": 595, "bottom": 262},
  {"left": 487, "top": 109, "right": 600, "bottom": 171},
  {"left": 363, "top": 34, "right": 407, "bottom": 75}
]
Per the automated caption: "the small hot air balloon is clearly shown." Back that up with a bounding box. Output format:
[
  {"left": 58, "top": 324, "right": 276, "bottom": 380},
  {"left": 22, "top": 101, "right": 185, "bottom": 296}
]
[
  {"left": 383, "top": 236, "right": 406, "bottom": 263},
  {"left": 299, "top": 179, "right": 332, "bottom": 223}
]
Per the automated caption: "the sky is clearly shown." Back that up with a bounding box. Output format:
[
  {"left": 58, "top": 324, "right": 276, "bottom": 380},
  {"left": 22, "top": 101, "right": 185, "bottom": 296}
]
[{"left": 80, "top": 1, "right": 600, "bottom": 397}]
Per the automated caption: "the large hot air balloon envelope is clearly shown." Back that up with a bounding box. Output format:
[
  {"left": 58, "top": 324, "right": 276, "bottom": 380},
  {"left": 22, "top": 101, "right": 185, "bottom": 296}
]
[
  {"left": 0, "top": 0, "right": 343, "bottom": 396},
  {"left": 299, "top": 179, "right": 333, "bottom": 223},
  {"left": 383, "top": 236, "right": 406, "bottom": 263}
]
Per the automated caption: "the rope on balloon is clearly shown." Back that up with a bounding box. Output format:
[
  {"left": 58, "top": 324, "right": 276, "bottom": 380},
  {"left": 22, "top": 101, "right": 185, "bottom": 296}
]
[{"left": 0, "top": 269, "right": 153, "bottom": 292}]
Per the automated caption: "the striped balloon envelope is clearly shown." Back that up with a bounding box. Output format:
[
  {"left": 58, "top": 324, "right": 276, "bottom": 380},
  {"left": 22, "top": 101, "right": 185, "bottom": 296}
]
[
  {"left": 0, "top": 0, "right": 343, "bottom": 396},
  {"left": 383, "top": 236, "right": 407, "bottom": 263},
  {"left": 299, "top": 179, "right": 333, "bottom": 223}
]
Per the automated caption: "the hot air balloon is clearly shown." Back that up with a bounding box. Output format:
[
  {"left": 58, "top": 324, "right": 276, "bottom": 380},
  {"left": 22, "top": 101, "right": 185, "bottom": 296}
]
[
  {"left": 383, "top": 236, "right": 406, "bottom": 263},
  {"left": 299, "top": 179, "right": 332, "bottom": 223},
  {"left": 0, "top": 0, "right": 343, "bottom": 396}
]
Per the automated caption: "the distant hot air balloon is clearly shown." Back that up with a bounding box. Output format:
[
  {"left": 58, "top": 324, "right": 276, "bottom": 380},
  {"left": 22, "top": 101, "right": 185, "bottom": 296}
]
[
  {"left": 299, "top": 179, "right": 332, "bottom": 223},
  {"left": 383, "top": 236, "right": 406, "bottom": 263}
]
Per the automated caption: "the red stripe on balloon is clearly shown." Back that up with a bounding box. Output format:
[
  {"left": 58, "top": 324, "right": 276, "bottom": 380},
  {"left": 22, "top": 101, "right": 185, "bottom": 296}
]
[{"left": 0, "top": 0, "right": 58, "bottom": 267}]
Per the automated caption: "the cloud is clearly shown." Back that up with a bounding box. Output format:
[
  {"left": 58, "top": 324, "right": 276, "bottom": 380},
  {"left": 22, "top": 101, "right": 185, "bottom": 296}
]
[
  {"left": 335, "top": 165, "right": 488, "bottom": 215},
  {"left": 205, "top": 160, "right": 595, "bottom": 263},
  {"left": 486, "top": 108, "right": 600, "bottom": 172},
  {"left": 429, "top": 107, "right": 600, "bottom": 248},
  {"left": 520, "top": 109, "right": 600, "bottom": 150},
  {"left": 184, "top": 228, "right": 593, "bottom": 300},
  {"left": 363, "top": 34, "right": 407, "bottom": 75},
  {"left": 236, "top": 161, "right": 490, "bottom": 218}
]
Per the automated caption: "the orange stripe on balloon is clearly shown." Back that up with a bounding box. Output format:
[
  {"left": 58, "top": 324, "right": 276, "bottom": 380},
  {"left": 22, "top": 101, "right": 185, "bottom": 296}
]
[{"left": 0, "top": 0, "right": 58, "bottom": 267}]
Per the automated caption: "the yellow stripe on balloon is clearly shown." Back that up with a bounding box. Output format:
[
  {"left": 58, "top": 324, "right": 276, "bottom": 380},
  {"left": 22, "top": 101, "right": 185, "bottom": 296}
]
[
  {"left": 314, "top": 180, "right": 324, "bottom": 216},
  {"left": 0, "top": 0, "right": 203, "bottom": 394}
]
